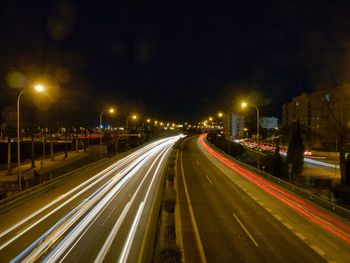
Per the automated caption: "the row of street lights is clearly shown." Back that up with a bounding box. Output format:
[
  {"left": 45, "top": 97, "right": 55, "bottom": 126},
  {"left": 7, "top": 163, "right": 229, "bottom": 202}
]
[
  {"left": 210, "top": 101, "right": 260, "bottom": 142},
  {"left": 205, "top": 101, "right": 260, "bottom": 168},
  {"left": 98, "top": 109, "right": 179, "bottom": 158}
]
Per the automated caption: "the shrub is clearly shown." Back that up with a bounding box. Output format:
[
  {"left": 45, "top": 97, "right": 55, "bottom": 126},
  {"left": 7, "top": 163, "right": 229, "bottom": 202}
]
[
  {"left": 155, "top": 244, "right": 182, "bottom": 263},
  {"left": 163, "top": 188, "right": 176, "bottom": 212},
  {"left": 167, "top": 168, "right": 175, "bottom": 182}
]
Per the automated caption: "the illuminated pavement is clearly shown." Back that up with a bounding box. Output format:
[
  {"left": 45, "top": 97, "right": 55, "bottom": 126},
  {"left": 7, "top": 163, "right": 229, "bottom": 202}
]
[
  {"left": 0, "top": 135, "right": 182, "bottom": 262},
  {"left": 177, "top": 135, "right": 350, "bottom": 262}
]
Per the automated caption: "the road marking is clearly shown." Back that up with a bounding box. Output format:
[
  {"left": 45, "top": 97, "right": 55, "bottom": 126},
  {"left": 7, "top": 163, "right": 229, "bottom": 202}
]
[
  {"left": 174, "top": 150, "right": 185, "bottom": 263},
  {"left": 273, "top": 214, "right": 282, "bottom": 221},
  {"left": 233, "top": 213, "right": 259, "bottom": 247},
  {"left": 205, "top": 175, "right": 213, "bottom": 184},
  {"left": 283, "top": 222, "right": 294, "bottom": 230},
  {"left": 295, "top": 232, "right": 306, "bottom": 240},
  {"left": 196, "top": 160, "right": 200, "bottom": 165},
  {"left": 252, "top": 196, "right": 257, "bottom": 201},
  {"left": 311, "top": 245, "right": 326, "bottom": 256},
  {"left": 180, "top": 144, "right": 207, "bottom": 263},
  {"left": 258, "top": 201, "right": 264, "bottom": 206},
  {"left": 265, "top": 208, "right": 272, "bottom": 213}
]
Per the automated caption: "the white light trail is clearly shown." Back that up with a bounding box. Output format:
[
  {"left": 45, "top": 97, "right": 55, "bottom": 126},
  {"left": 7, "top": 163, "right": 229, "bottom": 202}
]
[
  {"left": 118, "top": 202, "right": 145, "bottom": 263},
  {"left": 94, "top": 202, "right": 131, "bottom": 263},
  {"left": 14, "top": 136, "right": 180, "bottom": 262},
  {"left": 0, "top": 137, "right": 178, "bottom": 250}
]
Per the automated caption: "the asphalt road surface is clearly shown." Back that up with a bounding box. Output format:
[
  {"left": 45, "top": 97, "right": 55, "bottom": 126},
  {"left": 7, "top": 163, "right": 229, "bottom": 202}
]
[
  {"left": 177, "top": 135, "right": 350, "bottom": 262},
  {"left": 0, "top": 135, "right": 182, "bottom": 263}
]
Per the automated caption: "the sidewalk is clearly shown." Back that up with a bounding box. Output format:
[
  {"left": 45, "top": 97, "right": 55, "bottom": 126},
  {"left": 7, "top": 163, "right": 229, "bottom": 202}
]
[{"left": 0, "top": 150, "right": 89, "bottom": 183}]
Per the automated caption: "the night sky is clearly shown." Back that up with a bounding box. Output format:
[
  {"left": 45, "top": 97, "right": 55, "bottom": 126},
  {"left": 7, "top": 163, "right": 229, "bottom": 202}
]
[{"left": 1, "top": 1, "right": 350, "bottom": 126}]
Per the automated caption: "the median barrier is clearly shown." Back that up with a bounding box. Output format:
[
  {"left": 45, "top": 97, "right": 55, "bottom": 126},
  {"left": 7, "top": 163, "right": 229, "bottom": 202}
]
[{"left": 206, "top": 139, "right": 350, "bottom": 220}]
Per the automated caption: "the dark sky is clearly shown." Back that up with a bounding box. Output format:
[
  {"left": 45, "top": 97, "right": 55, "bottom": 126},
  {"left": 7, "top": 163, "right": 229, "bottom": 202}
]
[{"left": 1, "top": 0, "right": 350, "bottom": 126}]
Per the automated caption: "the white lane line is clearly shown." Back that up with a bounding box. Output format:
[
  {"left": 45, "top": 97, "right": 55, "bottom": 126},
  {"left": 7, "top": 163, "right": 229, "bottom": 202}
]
[
  {"left": 252, "top": 196, "right": 257, "bottom": 201},
  {"left": 273, "top": 214, "right": 282, "bottom": 221},
  {"left": 205, "top": 175, "right": 213, "bottom": 185},
  {"left": 265, "top": 208, "right": 272, "bottom": 213},
  {"left": 180, "top": 144, "right": 207, "bottom": 263},
  {"left": 310, "top": 245, "right": 326, "bottom": 256},
  {"left": 283, "top": 223, "right": 294, "bottom": 230},
  {"left": 196, "top": 160, "right": 200, "bottom": 165},
  {"left": 232, "top": 213, "right": 259, "bottom": 247},
  {"left": 295, "top": 232, "right": 306, "bottom": 240}
]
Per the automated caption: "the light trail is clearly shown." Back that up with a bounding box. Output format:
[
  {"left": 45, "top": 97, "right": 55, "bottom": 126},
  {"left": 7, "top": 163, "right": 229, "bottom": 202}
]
[
  {"left": 199, "top": 134, "right": 350, "bottom": 244},
  {"left": 43, "top": 138, "right": 176, "bottom": 262},
  {"left": 0, "top": 137, "right": 176, "bottom": 249},
  {"left": 93, "top": 202, "right": 131, "bottom": 263},
  {"left": 7, "top": 135, "right": 181, "bottom": 262},
  {"left": 118, "top": 202, "right": 145, "bottom": 263}
]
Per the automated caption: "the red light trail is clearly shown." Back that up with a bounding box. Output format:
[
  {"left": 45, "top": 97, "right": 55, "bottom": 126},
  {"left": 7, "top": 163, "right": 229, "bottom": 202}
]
[{"left": 198, "top": 134, "right": 350, "bottom": 244}]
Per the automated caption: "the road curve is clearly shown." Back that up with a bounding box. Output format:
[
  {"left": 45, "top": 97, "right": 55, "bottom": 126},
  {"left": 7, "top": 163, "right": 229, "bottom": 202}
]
[
  {"left": 0, "top": 135, "right": 183, "bottom": 263},
  {"left": 177, "top": 135, "right": 350, "bottom": 262}
]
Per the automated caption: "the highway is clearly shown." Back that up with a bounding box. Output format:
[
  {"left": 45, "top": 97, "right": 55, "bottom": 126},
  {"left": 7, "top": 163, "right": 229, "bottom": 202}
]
[
  {"left": 0, "top": 135, "right": 182, "bottom": 262},
  {"left": 177, "top": 135, "right": 350, "bottom": 262}
]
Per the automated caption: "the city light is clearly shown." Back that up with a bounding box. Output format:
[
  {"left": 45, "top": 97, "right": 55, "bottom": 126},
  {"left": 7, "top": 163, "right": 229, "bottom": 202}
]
[{"left": 34, "top": 84, "right": 45, "bottom": 92}]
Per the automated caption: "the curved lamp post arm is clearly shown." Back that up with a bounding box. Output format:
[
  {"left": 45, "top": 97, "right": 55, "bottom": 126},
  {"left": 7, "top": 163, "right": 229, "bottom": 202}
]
[
  {"left": 17, "top": 87, "right": 30, "bottom": 192},
  {"left": 99, "top": 110, "right": 108, "bottom": 128}
]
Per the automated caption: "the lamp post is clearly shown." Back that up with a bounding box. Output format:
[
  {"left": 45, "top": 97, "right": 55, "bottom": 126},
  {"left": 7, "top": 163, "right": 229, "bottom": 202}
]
[
  {"left": 241, "top": 101, "right": 260, "bottom": 169},
  {"left": 241, "top": 102, "right": 260, "bottom": 143},
  {"left": 17, "top": 84, "right": 45, "bottom": 191},
  {"left": 99, "top": 108, "right": 114, "bottom": 159},
  {"left": 125, "top": 115, "right": 137, "bottom": 151},
  {"left": 217, "top": 111, "right": 231, "bottom": 154}
]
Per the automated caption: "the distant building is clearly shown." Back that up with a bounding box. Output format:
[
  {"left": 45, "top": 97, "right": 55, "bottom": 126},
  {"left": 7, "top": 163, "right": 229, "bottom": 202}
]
[
  {"left": 260, "top": 117, "right": 278, "bottom": 129},
  {"left": 282, "top": 84, "right": 350, "bottom": 148},
  {"left": 223, "top": 112, "right": 245, "bottom": 141}
]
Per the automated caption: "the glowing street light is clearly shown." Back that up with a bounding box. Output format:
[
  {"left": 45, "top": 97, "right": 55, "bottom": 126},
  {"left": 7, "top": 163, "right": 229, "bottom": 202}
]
[
  {"left": 99, "top": 107, "right": 115, "bottom": 159},
  {"left": 218, "top": 112, "right": 223, "bottom": 118},
  {"left": 241, "top": 101, "right": 259, "bottom": 143},
  {"left": 241, "top": 101, "right": 260, "bottom": 169},
  {"left": 126, "top": 114, "right": 138, "bottom": 151},
  {"left": 17, "top": 83, "right": 46, "bottom": 191}
]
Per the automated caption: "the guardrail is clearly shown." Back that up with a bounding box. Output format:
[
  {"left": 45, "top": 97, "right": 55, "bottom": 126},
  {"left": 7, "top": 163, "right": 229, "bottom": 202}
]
[
  {"left": 206, "top": 139, "right": 350, "bottom": 221},
  {"left": 0, "top": 158, "right": 109, "bottom": 214},
  {"left": 0, "top": 139, "right": 165, "bottom": 214}
]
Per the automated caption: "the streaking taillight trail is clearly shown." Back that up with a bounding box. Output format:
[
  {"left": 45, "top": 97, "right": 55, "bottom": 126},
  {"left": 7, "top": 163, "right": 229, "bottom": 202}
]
[{"left": 198, "top": 134, "right": 350, "bottom": 244}]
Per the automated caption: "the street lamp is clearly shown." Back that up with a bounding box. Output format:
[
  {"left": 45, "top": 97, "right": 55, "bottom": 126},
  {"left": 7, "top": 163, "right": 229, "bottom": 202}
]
[
  {"left": 17, "top": 84, "right": 45, "bottom": 191},
  {"left": 241, "top": 101, "right": 260, "bottom": 143},
  {"left": 241, "top": 101, "right": 260, "bottom": 169},
  {"left": 125, "top": 115, "right": 137, "bottom": 151},
  {"left": 99, "top": 107, "right": 115, "bottom": 159}
]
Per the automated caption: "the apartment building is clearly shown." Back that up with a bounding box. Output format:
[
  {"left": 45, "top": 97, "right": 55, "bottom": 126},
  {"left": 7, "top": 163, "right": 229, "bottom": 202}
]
[{"left": 282, "top": 84, "right": 350, "bottom": 148}]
